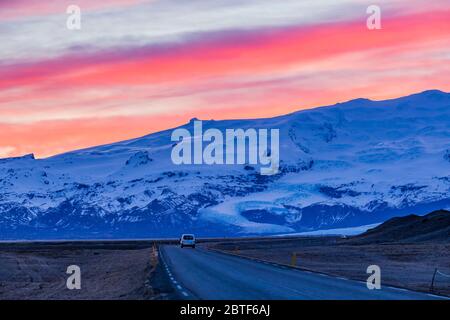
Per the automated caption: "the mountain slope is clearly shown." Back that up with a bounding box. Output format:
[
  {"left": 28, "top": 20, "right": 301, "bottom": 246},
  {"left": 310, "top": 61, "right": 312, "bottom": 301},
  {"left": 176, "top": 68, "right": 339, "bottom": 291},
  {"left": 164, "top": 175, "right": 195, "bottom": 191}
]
[
  {"left": 1, "top": 90, "right": 449, "bottom": 239},
  {"left": 348, "top": 209, "right": 450, "bottom": 243}
]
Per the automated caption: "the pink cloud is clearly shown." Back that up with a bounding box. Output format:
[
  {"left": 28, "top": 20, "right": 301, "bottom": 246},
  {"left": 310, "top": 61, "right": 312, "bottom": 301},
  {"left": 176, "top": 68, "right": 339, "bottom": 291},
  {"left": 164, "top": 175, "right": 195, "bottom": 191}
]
[{"left": 1, "top": 10, "right": 449, "bottom": 158}]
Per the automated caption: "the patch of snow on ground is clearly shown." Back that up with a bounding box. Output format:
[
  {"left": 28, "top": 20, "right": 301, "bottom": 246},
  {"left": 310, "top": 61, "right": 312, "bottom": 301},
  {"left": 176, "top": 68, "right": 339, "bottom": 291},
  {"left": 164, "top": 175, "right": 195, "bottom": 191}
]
[{"left": 276, "top": 223, "right": 381, "bottom": 237}]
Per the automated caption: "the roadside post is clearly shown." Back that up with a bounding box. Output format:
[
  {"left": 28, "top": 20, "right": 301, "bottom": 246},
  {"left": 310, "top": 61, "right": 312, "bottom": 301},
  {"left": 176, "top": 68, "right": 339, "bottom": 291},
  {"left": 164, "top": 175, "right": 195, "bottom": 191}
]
[
  {"left": 430, "top": 268, "right": 437, "bottom": 292},
  {"left": 291, "top": 252, "right": 297, "bottom": 267}
]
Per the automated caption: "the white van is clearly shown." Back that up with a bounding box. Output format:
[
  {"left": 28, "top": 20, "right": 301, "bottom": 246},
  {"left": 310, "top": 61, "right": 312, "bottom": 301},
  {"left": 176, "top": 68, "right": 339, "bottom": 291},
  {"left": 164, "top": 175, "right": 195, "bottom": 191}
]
[{"left": 180, "top": 234, "right": 196, "bottom": 248}]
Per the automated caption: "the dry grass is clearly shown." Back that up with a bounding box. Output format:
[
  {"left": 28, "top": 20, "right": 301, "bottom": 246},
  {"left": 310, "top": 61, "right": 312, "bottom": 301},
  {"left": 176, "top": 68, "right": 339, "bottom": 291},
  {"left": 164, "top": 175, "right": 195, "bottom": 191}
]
[{"left": 0, "top": 247, "right": 158, "bottom": 300}]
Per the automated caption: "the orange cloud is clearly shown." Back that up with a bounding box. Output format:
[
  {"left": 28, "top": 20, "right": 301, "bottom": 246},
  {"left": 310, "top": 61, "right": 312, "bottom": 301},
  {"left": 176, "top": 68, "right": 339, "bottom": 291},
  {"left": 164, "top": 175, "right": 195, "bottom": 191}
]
[{"left": 1, "top": 10, "right": 449, "bottom": 158}]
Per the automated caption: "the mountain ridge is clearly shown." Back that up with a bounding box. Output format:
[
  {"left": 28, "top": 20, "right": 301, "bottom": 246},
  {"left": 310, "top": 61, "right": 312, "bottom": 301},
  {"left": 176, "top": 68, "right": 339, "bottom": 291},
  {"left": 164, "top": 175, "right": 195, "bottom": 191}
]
[
  {"left": 4, "top": 89, "right": 448, "bottom": 161},
  {"left": 1, "top": 89, "right": 449, "bottom": 240}
]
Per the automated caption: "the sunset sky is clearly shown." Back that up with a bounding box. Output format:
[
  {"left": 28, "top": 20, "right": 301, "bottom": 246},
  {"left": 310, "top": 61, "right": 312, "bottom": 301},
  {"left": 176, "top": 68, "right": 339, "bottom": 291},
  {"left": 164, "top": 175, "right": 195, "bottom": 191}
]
[{"left": 0, "top": 0, "right": 449, "bottom": 158}]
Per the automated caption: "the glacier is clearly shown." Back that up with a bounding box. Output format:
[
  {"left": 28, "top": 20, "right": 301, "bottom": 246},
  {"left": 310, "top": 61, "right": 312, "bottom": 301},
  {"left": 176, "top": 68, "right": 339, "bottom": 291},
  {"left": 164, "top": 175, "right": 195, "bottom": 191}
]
[{"left": 0, "top": 90, "right": 449, "bottom": 239}]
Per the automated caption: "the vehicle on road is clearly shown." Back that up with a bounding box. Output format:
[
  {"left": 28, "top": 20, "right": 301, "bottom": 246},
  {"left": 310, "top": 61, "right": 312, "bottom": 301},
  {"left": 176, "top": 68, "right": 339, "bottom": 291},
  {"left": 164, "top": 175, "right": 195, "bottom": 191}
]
[{"left": 180, "top": 234, "right": 196, "bottom": 248}]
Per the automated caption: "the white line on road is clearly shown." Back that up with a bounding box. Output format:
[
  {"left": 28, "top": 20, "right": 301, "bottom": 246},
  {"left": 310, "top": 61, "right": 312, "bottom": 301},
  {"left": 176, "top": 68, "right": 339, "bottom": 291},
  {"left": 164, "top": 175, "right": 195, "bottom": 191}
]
[{"left": 392, "top": 287, "right": 408, "bottom": 292}]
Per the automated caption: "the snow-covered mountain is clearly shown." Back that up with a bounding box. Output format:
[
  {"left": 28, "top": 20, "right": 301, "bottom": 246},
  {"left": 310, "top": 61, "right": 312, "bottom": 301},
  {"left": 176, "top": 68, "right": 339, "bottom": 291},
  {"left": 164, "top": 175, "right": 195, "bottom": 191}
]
[{"left": 1, "top": 90, "right": 449, "bottom": 239}]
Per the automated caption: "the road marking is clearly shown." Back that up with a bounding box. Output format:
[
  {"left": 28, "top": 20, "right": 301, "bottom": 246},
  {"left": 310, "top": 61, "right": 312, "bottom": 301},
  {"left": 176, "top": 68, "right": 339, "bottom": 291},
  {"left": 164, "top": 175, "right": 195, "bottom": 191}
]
[
  {"left": 161, "top": 250, "right": 190, "bottom": 298},
  {"left": 392, "top": 287, "right": 408, "bottom": 292},
  {"left": 388, "top": 286, "right": 403, "bottom": 291}
]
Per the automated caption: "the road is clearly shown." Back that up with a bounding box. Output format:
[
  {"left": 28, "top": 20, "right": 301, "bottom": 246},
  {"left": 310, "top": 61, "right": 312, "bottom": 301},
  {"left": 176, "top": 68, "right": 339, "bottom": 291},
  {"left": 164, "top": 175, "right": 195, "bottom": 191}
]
[{"left": 160, "top": 245, "right": 445, "bottom": 300}]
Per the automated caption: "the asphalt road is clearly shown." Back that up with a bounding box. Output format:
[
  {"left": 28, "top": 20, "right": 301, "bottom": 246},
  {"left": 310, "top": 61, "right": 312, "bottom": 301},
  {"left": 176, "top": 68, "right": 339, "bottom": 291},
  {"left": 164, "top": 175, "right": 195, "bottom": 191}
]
[{"left": 160, "top": 245, "right": 445, "bottom": 300}]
